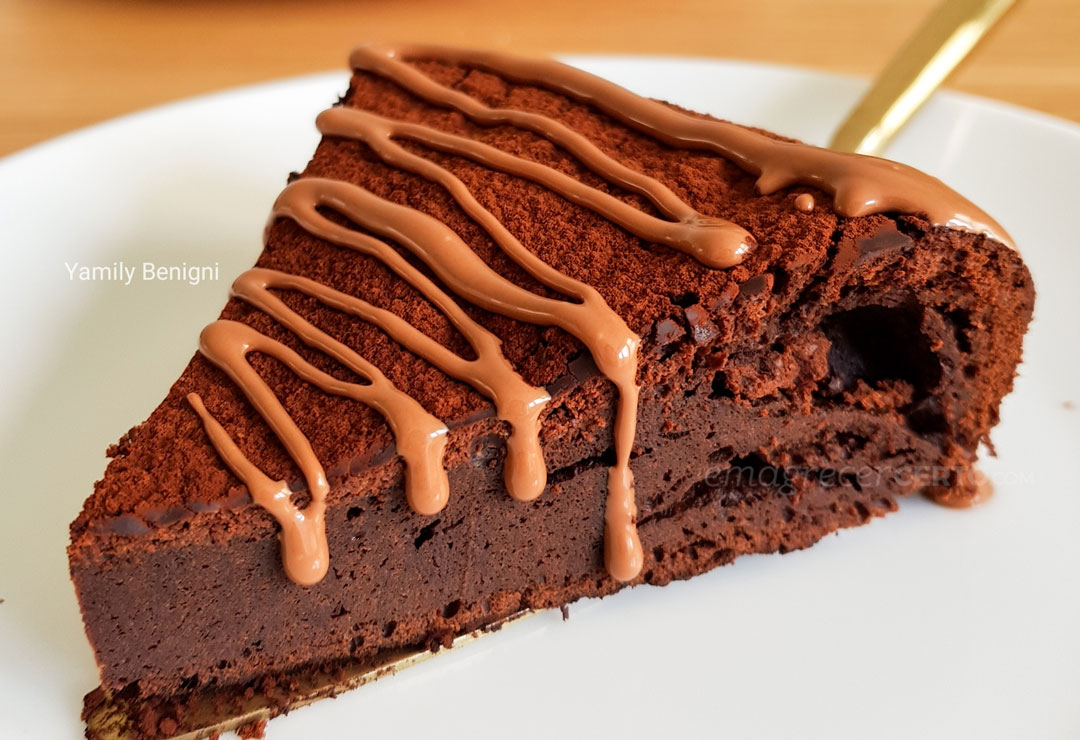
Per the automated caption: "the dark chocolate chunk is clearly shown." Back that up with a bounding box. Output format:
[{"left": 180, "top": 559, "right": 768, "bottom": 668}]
[{"left": 683, "top": 305, "right": 719, "bottom": 345}]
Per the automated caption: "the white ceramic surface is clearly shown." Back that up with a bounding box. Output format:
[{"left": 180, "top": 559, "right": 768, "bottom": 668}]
[{"left": 0, "top": 57, "right": 1077, "bottom": 740}]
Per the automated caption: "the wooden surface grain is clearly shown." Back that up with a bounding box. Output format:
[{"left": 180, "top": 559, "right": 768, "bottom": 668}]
[{"left": 1, "top": 0, "right": 1077, "bottom": 156}]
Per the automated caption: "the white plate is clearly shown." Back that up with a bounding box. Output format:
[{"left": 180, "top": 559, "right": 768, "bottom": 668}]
[{"left": 1, "top": 57, "right": 1077, "bottom": 740}]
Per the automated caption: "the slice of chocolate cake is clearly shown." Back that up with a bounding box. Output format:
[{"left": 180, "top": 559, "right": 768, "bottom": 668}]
[{"left": 68, "top": 44, "right": 1033, "bottom": 739}]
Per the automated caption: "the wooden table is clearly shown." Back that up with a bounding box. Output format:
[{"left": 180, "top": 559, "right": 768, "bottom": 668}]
[{"left": 1, "top": 0, "right": 1077, "bottom": 156}]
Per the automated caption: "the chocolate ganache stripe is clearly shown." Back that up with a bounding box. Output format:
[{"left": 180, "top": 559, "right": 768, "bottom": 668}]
[
  {"left": 336, "top": 52, "right": 754, "bottom": 269},
  {"left": 273, "top": 178, "right": 645, "bottom": 582},
  {"left": 349, "top": 43, "right": 1012, "bottom": 247},
  {"left": 189, "top": 317, "right": 449, "bottom": 585},
  {"left": 188, "top": 392, "right": 331, "bottom": 587},
  {"left": 232, "top": 267, "right": 550, "bottom": 502},
  {"left": 315, "top": 106, "right": 749, "bottom": 268}
]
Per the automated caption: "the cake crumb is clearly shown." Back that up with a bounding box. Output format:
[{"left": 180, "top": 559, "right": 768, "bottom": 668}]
[
  {"left": 236, "top": 719, "right": 267, "bottom": 739},
  {"left": 560, "top": 604, "right": 570, "bottom": 621},
  {"left": 1064, "top": 400, "right": 1075, "bottom": 410}
]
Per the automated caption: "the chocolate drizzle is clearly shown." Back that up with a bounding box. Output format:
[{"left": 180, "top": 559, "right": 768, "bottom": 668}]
[
  {"left": 315, "top": 106, "right": 753, "bottom": 268},
  {"left": 189, "top": 44, "right": 1013, "bottom": 587},
  {"left": 191, "top": 316, "right": 448, "bottom": 585},
  {"left": 269, "top": 175, "right": 644, "bottom": 581},
  {"left": 235, "top": 268, "right": 549, "bottom": 503},
  {"left": 349, "top": 44, "right": 1011, "bottom": 247}
]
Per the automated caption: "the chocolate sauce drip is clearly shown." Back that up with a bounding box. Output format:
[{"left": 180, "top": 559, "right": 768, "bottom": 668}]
[
  {"left": 270, "top": 176, "right": 644, "bottom": 582},
  {"left": 190, "top": 45, "right": 1011, "bottom": 586},
  {"left": 191, "top": 319, "right": 448, "bottom": 585},
  {"left": 316, "top": 106, "right": 752, "bottom": 267},
  {"left": 349, "top": 44, "right": 1011, "bottom": 247},
  {"left": 234, "top": 268, "right": 550, "bottom": 503}
]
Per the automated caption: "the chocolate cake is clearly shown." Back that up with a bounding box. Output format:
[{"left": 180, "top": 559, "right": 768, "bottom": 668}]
[{"left": 68, "top": 44, "right": 1033, "bottom": 739}]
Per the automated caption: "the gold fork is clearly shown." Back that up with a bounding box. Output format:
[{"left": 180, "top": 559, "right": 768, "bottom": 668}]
[{"left": 830, "top": 0, "right": 1018, "bottom": 155}]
